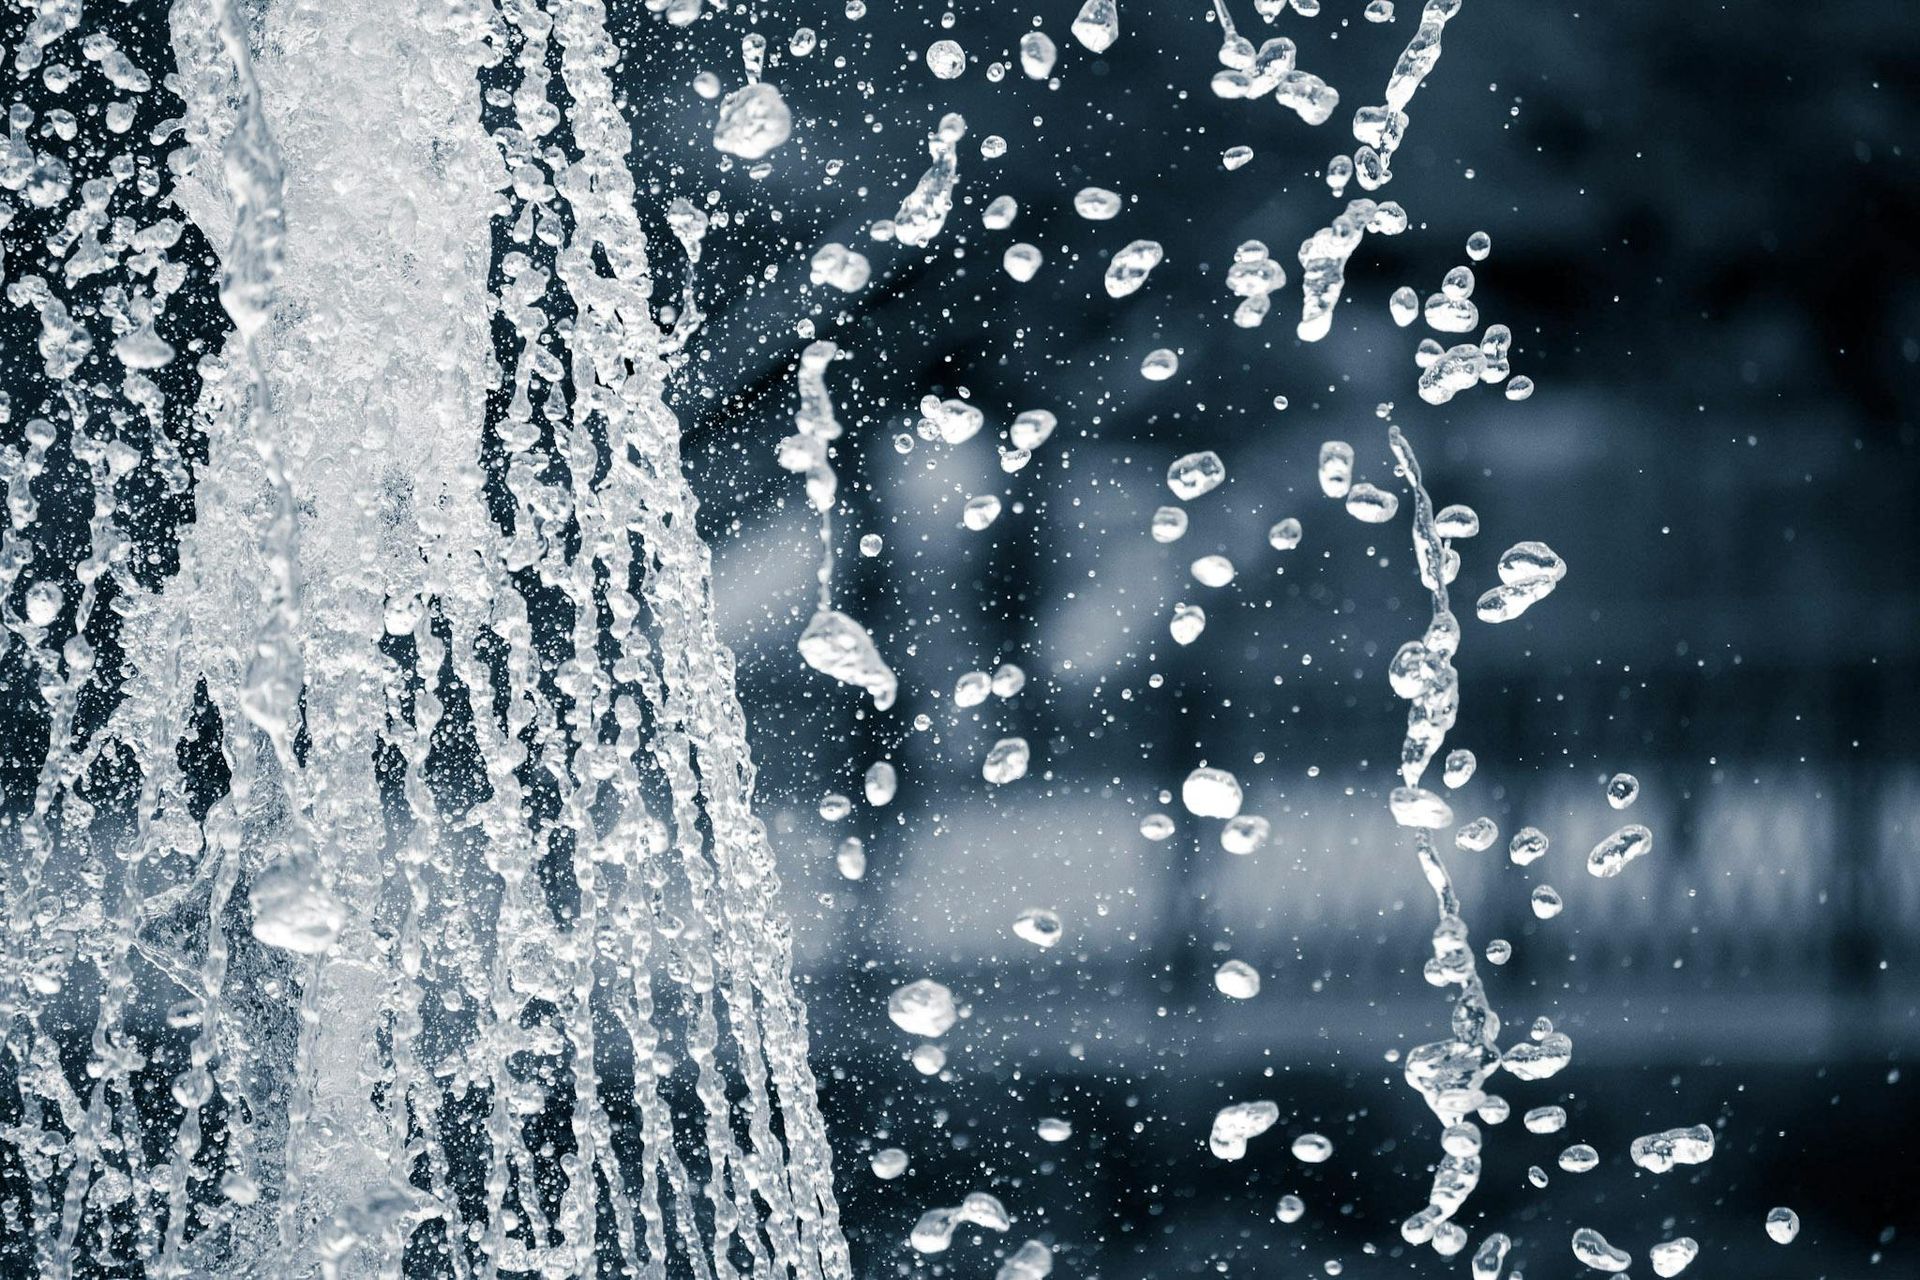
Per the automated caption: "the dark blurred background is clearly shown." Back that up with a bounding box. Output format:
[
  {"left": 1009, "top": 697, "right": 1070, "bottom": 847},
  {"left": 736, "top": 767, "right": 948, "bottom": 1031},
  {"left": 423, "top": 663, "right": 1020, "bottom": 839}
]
[{"left": 615, "top": 0, "right": 1920, "bottom": 1276}]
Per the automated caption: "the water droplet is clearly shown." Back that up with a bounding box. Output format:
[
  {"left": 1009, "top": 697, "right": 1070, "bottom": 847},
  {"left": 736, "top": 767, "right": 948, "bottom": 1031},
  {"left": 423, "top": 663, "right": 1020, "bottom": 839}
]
[
  {"left": 1190, "top": 555, "right": 1236, "bottom": 588},
  {"left": 1167, "top": 450, "right": 1226, "bottom": 500},
  {"left": 1019, "top": 31, "right": 1058, "bottom": 79},
  {"left": 963, "top": 494, "right": 1003, "bottom": 530},
  {"left": 1442, "top": 748, "right": 1476, "bottom": 788},
  {"left": 1013, "top": 907, "right": 1063, "bottom": 948},
  {"left": 992, "top": 663, "right": 1026, "bottom": 698},
  {"left": 955, "top": 670, "right": 992, "bottom": 707},
  {"left": 1765, "top": 1207, "right": 1800, "bottom": 1244},
  {"left": 1221, "top": 814, "right": 1270, "bottom": 854},
  {"left": 1508, "top": 826, "right": 1548, "bottom": 865},
  {"left": 1650, "top": 1237, "right": 1699, "bottom": 1277},
  {"left": 24, "top": 582, "right": 63, "bottom": 627},
  {"left": 1317, "top": 441, "right": 1354, "bottom": 498},
  {"left": 837, "top": 839, "right": 867, "bottom": 880},
  {"left": 1170, "top": 603, "right": 1207, "bottom": 646},
  {"left": 1074, "top": 187, "right": 1123, "bottom": 220},
  {"left": 1214, "top": 959, "right": 1260, "bottom": 999},
  {"left": 871, "top": 1148, "right": 909, "bottom": 1179},
  {"left": 1276, "top": 1194, "right": 1306, "bottom": 1224},
  {"left": 1345, "top": 482, "right": 1399, "bottom": 523},
  {"left": 1629, "top": 1124, "right": 1714, "bottom": 1173},
  {"left": 1605, "top": 771, "right": 1639, "bottom": 809},
  {"left": 983, "top": 737, "right": 1031, "bottom": 784},
  {"left": 888, "top": 979, "right": 958, "bottom": 1037},
  {"left": 809, "top": 242, "right": 871, "bottom": 292},
  {"left": 1038, "top": 1116, "right": 1073, "bottom": 1142},
  {"left": 865, "top": 761, "right": 898, "bottom": 806},
  {"left": 1152, "top": 506, "right": 1190, "bottom": 543},
  {"left": 1003, "top": 242, "right": 1043, "bottom": 282},
  {"left": 1585, "top": 824, "right": 1652, "bottom": 878},
  {"left": 1523, "top": 1106, "right": 1567, "bottom": 1134},
  {"left": 1183, "top": 767, "right": 1244, "bottom": 819},
  {"left": 1140, "top": 812, "right": 1176, "bottom": 840},
  {"left": 926, "top": 39, "right": 966, "bottom": 79},
  {"left": 1454, "top": 816, "right": 1498, "bottom": 851},
  {"left": 1434, "top": 504, "right": 1480, "bottom": 538},
  {"left": 1141, "top": 347, "right": 1179, "bottom": 380},
  {"left": 1291, "top": 1132, "right": 1333, "bottom": 1163},
  {"left": 1070, "top": 0, "right": 1120, "bottom": 53},
  {"left": 1557, "top": 1143, "right": 1598, "bottom": 1173},
  {"left": 1529, "top": 884, "right": 1563, "bottom": 919},
  {"left": 712, "top": 82, "right": 792, "bottom": 159},
  {"left": 1209, "top": 1100, "right": 1279, "bottom": 1160},
  {"left": 1570, "top": 1227, "right": 1631, "bottom": 1273},
  {"left": 1268, "top": 517, "right": 1302, "bottom": 550},
  {"left": 1104, "top": 239, "right": 1164, "bottom": 298}
]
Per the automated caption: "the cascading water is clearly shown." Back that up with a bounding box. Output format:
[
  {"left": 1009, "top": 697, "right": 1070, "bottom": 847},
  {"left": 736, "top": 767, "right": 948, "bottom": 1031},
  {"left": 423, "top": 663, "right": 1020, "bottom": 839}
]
[{"left": 2, "top": 2, "right": 845, "bottom": 1275}]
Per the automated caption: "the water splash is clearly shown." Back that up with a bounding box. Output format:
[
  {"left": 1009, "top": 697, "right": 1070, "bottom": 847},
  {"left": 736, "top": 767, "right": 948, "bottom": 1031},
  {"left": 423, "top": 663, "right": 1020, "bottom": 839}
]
[{"left": 0, "top": 3, "right": 853, "bottom": 1276}]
